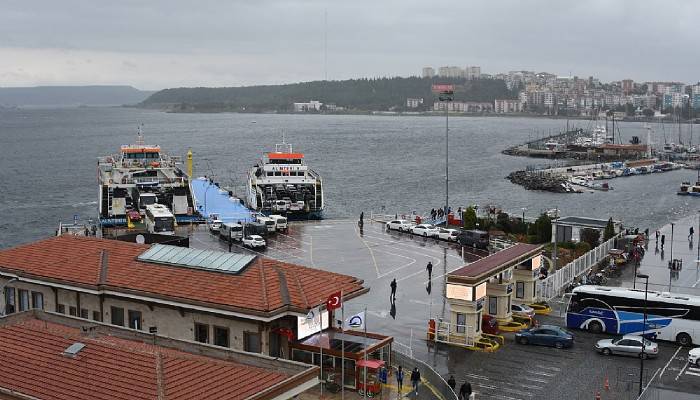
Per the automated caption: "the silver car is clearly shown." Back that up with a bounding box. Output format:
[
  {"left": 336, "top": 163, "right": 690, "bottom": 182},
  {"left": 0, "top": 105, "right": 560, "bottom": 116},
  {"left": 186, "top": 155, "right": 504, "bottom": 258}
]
[{"left": 595, "top": 335, "right": 659, "bottom": 359}]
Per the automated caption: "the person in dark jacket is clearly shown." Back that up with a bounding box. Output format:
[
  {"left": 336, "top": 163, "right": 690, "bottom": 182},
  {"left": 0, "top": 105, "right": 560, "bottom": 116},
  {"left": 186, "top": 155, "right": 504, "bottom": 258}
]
[
  {"left": 396, "top": 365, "right": 404, "bottom": 394},
  {"left": 390, "top": 278, "right": 397, "bottom": 303},
  {"left": 459, "top": 381, "right": 472, "bottom": 399},
  {"left": 410, "top": 367, "right": 421, "bottom": 394},
  {"left": 426, "top": 261, "right": 433, "bottom": 279},
  {"left": 447, "top": 375, "right": 456, "bottom": 391}
]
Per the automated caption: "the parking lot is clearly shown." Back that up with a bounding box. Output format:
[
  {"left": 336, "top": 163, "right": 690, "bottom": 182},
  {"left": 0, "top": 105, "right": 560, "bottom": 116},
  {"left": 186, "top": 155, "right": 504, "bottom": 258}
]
[{"left": 185, "top": 220, "right": 700, "bottom": 400}]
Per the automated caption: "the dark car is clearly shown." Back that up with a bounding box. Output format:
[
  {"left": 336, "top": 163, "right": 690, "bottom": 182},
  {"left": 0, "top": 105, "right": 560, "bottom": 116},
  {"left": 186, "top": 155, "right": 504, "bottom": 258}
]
[
  {"left": 458, "top": 230, "right": 489, "bottom": 249},
  {"left": 515, "top": 325, "right": 574, "bottom": 349}
]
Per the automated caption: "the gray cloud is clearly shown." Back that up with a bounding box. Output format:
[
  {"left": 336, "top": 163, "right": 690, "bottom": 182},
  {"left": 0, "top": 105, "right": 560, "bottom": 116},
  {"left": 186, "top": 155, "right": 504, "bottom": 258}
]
[{"left": 1, "top": 0, "right": 698, "bottom": 89}]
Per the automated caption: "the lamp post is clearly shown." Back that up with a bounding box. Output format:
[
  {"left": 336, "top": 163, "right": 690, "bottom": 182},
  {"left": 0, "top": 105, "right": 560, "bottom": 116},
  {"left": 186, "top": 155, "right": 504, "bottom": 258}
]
[
  {"left": 637, "top": 273, "right": 649, "bottom": 396},
  {"left": 669, "top": 223, "right": 674, "bottom": 292},
  {"left": 433, "top": 84, "right": 454, "bottom": 217}
]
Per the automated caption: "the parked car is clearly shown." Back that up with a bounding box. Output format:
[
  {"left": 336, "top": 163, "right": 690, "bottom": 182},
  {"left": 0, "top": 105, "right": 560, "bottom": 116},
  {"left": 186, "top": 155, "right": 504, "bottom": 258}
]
[
  {"left": 386, "top": 220, "right": 414, "bottom": 232},
  {"left": 243, "top": 235, "right": 266, "bottom": 249},
  {"left": 595, "top": 335, "right": 659, "bottom": 359},
  {"left": 208, "top": 219, "right": 222, "bottom": 233},
  {"left": 511, "top": 303, "right": 536, "bottom": 318},
  {"left": 437, "top": 228, "right": 460, "bottom": 242},
  {"left": 515, "top": 325, "right": 574, "bottom": 349},
  {"left": 127, "top": 209, "right": 141, "bottom": 222},
  {"left": 482, "top": 314, "right": 500, "bottom": 335},
  {"left": 688, "top": 347, "right": 700, "bottom": 367},
  {"left": 411, "top": 224, "right": 440, "bottom": 237},
  {"left": 458, "top": 230, "right": 489, "bottom": 249}
]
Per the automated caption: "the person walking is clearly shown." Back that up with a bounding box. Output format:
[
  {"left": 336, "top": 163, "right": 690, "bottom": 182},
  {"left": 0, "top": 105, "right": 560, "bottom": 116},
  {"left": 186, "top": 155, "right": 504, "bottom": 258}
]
[
  {"left": 390, "top": 278, "right": 397, "bottom": 303},
  {"left": 661, "top": 234, "right": 665, "bottom": 250},
  {"left": 656, "top": 230, "right": 660, "bottom": 243},
  {"left": 447, "top": 375, "right": 456, "bottom": 391},
  {"left": 426, "top": 261, "right": 433, "bottom": 279},
  {"left": 396, "top": 365, "right": 404, "bottom": 395},
  {"left": 459, "top": 381, "right": 472, "bottom": 400},
  {"left": 410, "top": 367, "right": 421, "bottom": 395},
  {"left": 689, "top": 226, "right": 694, "bottom": 240}
]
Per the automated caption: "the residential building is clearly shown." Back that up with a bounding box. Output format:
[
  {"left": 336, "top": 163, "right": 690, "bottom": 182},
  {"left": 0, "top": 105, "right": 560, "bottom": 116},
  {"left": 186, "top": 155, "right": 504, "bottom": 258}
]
[
  {"left": 693, "top": 94, "right": 700, "bottom": 110},
  {"left": 434, "top": 101, "right": 492, "bottom": 112},
  {"left": 0, "top": 236, "right": 367, "bottom": 359},
  {"left": 293, "top": 100, "right": 323, "bottom": 112},
  {"left": 465, "top": 66, "right": 481, "bottom": 80},
  {"left": 0, "top": 310, "right": 318, "bottom": 400},
  {"left": 494, "top": 99, "right": 522, "bottom": 113},
  {"left": 438, "top": 66, "right": 464, "bottom": 78},
  {"left": 663, "top": 92, "right": 686, "bottom": 109},
  {"left": 622, "top": 79, "right": 634, "bottom": 95},
  {"left": 406, "top": 98, "right": 424, "bottom": 108},
  {"left": 422, "top": 67, "right": 435, "bottom": 78}
]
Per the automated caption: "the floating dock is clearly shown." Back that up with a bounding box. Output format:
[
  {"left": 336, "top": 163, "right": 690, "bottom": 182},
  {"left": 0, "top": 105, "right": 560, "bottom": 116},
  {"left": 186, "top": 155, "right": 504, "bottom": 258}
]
[{"left": 191, "top": 177, "right": 254, "bottom": 223}]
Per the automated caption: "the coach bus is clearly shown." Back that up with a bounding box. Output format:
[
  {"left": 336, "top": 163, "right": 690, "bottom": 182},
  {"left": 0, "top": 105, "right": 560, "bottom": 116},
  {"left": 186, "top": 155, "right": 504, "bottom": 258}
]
[{"left": 566, "top": 285, "right": 700, "bottom": 346}]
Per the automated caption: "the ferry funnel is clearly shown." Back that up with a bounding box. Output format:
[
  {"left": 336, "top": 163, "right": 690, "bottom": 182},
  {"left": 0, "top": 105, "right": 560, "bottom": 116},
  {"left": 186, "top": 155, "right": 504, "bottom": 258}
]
[{"left": 187, "top": 149, "right": 193, "bottom": 178}]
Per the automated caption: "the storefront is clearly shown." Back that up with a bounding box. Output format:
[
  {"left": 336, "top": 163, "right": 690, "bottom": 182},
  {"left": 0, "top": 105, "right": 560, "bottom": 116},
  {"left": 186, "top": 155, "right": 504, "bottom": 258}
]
[{"left": 290, "top": 328, "right": 393, "bottom": 390}]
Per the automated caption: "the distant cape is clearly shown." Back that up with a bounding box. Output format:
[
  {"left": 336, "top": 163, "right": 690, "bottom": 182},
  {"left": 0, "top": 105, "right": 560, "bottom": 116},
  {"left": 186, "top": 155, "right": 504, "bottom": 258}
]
[{"left": 0, "top": 85, "right": 154, "bottom": 107}]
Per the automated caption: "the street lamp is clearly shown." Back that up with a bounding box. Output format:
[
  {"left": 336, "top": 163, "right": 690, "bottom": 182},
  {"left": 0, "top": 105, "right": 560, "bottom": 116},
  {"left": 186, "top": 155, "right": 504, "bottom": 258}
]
[
  {"left": 669, "top": 223, "right": 674, "bottom": 292},
  {"left": 636, "top": 273, "right": 649, "bottom": 396}
]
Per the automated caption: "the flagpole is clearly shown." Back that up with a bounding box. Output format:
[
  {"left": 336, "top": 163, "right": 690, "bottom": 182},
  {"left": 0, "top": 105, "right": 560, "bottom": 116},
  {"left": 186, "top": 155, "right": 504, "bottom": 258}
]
[
  {"left": 320, "top": 307, "right": 324, "bottom": 399},
  {"left": 341, "top": 290, "right": 345, "bottom": 400},
  {"left": 363, "top": 306, "right": 367, "bottom": 398}
]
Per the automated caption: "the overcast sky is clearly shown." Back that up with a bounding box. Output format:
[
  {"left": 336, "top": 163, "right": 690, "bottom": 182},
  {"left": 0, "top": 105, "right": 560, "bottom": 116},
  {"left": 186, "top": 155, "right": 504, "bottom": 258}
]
[{"left": 1, "top": 0, "right": 698, "bottom": 90}]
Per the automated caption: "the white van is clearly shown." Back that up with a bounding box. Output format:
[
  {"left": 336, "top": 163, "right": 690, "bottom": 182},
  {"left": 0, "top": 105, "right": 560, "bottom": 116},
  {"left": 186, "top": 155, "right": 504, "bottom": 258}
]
[
  {"left": 145, "top": 204, "right": 175, "bottom": 235},
  {"left": 270, "top": 215, "right": 288, "bottom": 231},
  {"left": 220, "top": 222, "right": 244, "bottom": 241},
  {"left": 256, "top": 216, "right": 277, "bottom": 233}
]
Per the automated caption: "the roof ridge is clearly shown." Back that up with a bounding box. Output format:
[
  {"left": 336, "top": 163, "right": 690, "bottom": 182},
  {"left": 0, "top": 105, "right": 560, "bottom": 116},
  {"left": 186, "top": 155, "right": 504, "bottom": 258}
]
[
  {"left": 98, "top": 250, "right": 109, "bottom": 285},
  {"left": 293, "top": 272, "right": 310, "bottom": 309},
  {"left": 258, "top": 258, "right": 269, "bottom": 310}
]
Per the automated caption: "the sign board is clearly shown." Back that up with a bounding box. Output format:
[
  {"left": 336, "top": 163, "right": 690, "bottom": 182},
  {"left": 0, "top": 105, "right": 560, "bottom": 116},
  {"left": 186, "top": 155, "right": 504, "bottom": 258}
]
[
  {"left": 431, "top": 84, "right": 455, "bottom": 93},
  {"left": 297, "top": 309, "right": 329, "bottom": 340},
  {"left": 446, "top": 284, "right": 472, "bottom": 301}
]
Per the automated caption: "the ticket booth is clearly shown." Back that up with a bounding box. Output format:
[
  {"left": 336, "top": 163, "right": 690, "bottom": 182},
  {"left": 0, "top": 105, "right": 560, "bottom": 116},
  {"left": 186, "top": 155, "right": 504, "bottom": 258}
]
[{"left": 513, "top": 253, "right": 543, "bottom": 305}]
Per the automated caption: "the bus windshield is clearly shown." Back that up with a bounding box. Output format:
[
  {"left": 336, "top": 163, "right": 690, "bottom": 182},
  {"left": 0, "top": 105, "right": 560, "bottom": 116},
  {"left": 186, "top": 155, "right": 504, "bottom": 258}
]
[{"left": 154, "top": 217, "right": 174, "bottom": 232}]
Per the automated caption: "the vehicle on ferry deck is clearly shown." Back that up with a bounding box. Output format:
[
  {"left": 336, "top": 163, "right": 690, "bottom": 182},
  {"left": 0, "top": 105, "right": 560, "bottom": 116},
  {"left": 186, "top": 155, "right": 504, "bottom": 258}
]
[
  {"left": 220, "top": 223, "right": 244, "bottom": 241},
  {"left": 386, "top": 220, "right": 415, "bottom": 232},
  {"left": 411, "top": 224, "right": 439, "bottom": 237},
  {"left": 144, "top": 204, "right": 175, "bottom": 235},
  {"left": 270, "top": 215, "right": 288, "bottom": 231},
  {"left": 256, "top": 216, "right": 277, "bottom": 233}
]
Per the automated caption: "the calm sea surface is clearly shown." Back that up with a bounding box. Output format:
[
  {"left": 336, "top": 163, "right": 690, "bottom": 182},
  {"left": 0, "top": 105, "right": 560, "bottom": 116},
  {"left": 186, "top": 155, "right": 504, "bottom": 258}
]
[{"left": 0, "top": 107, "right": 696, "bottom": 248}]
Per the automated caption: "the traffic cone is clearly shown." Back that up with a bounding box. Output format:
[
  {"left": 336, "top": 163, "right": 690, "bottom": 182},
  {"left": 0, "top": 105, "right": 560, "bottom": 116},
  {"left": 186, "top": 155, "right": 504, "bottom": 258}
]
[
  {"left": 604, "top": 375, "right": 610, "bottom": 391},
  {"left": 595, "top": 391, "right": 601, "bottom": 400}
]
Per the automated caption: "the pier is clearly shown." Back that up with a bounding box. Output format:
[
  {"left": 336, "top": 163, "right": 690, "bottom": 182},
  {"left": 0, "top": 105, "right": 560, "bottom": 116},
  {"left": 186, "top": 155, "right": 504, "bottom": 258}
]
[{"left": 191, "top": 177, "right": 254, "bottom": 222}]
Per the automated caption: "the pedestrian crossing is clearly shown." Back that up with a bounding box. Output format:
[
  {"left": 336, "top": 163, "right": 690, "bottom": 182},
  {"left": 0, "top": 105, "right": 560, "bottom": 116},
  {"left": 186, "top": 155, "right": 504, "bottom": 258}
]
[{"left": 684, "top": 365, "right": 700, "bottom": 377}]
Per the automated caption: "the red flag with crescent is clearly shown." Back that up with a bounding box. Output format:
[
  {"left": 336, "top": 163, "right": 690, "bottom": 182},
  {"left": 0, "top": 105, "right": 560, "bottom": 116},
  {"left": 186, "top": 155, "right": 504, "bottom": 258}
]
[{"left": 326, "top": 291, "right": 342, "bottom": 311}]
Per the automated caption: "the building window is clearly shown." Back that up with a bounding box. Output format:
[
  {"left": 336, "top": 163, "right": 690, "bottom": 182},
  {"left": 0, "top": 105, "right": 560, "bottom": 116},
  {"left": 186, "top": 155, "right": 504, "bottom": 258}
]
[
  {"left": 516, "top": 282, "right": 525, "bottom": 299},
  {"left": 488, "top": 296, "right": 498, "bottom": 315},
  {"left": 111, "top": 306, "right": 124, "bottom": 326},
  {"left": 456, "top": 313, "right": 466, "bottom": 334},
  {"left": 4, "top": 288, "right": 15, "bottom": 314},
  {"left": 128, "top": 310, "right": 142, "bottom": 330},
  {"left": 214, "top": 326, "right": 230, "bottom": 348},
  {"left": 194, "top": 323, "right": 209, "bottom": 343},
  {"left": 18, "top": 290, "right": 29, "bottom": 312},
  {"left": 31, "top": 292, "right": 44, "bottom": 310},
  {"left": 244, "top": 331, "right": 261, "bottom": 353},
  {"left": 92, "top": 311, "right": 102, "bottom": 322},
  {"left": 80, "top": 308, "right": 89, "bottom": 319},
  {"left": 57, "top": 304, "right": 65, "bottom": 314},
  {"left": 69, "top": 306, "right": 77, "bottom": 316}
]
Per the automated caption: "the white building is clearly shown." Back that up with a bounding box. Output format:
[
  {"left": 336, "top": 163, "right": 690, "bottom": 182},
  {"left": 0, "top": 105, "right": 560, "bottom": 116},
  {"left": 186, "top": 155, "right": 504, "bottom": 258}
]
[
  {"left": 438, "top": 66, "right": 464, "bottom": 78},
  {"left": 465, "top": 66, "right": 481, "bottom": 80},
  {"left": 422, "top": 67, "right": 435, "bottom": 78},
  {"left": 293, "top": 100, "right": 323, "bottom": 112},
  {"left": 406, "top": 98, "right": 424, "bottom": 108},
  {"left": 494, "top": 99, "right": 522, "bottom": 113}
]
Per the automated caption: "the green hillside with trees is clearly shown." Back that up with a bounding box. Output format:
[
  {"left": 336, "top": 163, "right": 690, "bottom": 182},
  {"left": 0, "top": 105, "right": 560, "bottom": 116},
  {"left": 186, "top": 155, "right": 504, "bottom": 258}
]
[{"left": 140, "top": 77, "right": 517, "bottom": 113}]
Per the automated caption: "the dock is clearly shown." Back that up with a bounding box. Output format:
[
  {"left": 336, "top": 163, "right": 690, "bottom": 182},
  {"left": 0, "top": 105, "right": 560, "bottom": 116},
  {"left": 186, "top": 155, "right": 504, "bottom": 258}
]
[{"left": 191, "top": 177, "right": 254, "bottom": 222}]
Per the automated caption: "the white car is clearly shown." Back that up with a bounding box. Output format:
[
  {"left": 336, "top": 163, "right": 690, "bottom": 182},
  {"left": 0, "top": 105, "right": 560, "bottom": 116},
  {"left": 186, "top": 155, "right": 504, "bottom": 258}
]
[
  {"left": 689, "top": 347, "right": 700, "bottom": 367},
  {"left": 411, "top": 224, "right": 440, "bottom": 237},
  {"left": 437, "top": 228, "right": 460, "bottom": 242},
  {"left": 511, "top": 303, "right": 536, "bottom": 318},
  {"left": 208, "top": 219, "right": 222, "bottom": 233},
  {"left": 243, "top": 235, "right": 266, "bottom": 249},
  {"left": 386, "top": 220, "right": 415, "bottom": 232}
]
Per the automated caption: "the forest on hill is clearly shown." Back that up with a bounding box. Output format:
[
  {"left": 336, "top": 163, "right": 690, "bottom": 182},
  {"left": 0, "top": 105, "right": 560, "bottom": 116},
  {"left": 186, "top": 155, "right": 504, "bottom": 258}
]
[{"left": 140, "top": 77, "right": 518, "bottom": 113}]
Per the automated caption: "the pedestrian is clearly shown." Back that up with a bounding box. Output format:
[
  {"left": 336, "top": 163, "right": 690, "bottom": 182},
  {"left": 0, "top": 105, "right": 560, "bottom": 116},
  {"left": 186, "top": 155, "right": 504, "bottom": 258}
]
[
  {"left": 396, "top": 365, "right": 404, "bottom": 394},
  {"left": 360, "top": 211, "right": 364, "bottom": 224},
  {"left": 459, "top": 381, "right": 472, "bottom": 400},
  {"left": 447, "top": 375, "right": 456, "bottom": 391},
  {"left": 426, "top": 261, "right": 433, "bottom": 278},
  {"left": 656, "top": 230, "right": 660, "bottom": 243},
  {"left": 390, "top": 278, "right": 397, "bottom": 303},
  {"left": 644, "top": 228, "right": 649, "bottom": 239},
  {"left": 689, "top": 226, "right": 694, "bottom": 240},
  {"left": 661, "top": 234, "right": 665, "bottom": 249},
  {"left": 410, "top": 367, "right": 420, "bottom": 394}
]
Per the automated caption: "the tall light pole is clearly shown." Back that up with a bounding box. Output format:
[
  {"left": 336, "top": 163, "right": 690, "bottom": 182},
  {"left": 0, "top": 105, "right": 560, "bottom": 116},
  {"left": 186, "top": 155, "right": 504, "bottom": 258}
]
[
  {"left": 637, "top": 273, "right": 649, "bottom": 396},
  {"left": 669, "top": 223, "right": 674, "bottom": 292},
  {"left": 433, "top": 84, "right": 454, "bottom": 217}
]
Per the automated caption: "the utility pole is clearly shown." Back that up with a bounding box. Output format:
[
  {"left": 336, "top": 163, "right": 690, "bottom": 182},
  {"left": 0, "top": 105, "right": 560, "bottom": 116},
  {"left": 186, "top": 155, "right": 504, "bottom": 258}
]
[{"left": 433, "top": 84, "right": 454, "bottom": 217}]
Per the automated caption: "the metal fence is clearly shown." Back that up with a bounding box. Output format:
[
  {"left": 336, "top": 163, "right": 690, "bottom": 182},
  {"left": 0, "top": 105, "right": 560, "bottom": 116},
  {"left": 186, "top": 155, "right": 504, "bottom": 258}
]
[
  {"left": 536, "top": 235, "right": 620, "bottom": 301},
  {"left": 393, "top": 346, "right": 458, "bottom": 400}
]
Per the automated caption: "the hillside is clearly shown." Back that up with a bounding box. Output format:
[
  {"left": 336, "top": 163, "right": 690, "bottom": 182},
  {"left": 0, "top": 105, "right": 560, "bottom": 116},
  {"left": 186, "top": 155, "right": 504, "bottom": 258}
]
[
  {"left": 0, "top": 86, "right": 154, "bottom": 107},
  {"left": 140, "top": 77, "right": 517, "bottom": 112}
]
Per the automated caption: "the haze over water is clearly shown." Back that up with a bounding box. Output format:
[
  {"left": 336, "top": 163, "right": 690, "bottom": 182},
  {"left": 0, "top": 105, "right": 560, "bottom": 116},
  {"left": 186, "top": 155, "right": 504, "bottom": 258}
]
[{"left": 0, "top": 107, "right": 695, "bottom": 248}]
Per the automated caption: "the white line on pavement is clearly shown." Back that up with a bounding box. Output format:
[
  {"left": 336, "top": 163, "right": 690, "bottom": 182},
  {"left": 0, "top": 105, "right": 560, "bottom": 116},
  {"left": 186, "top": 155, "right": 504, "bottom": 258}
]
[{"left": 660, "top": 346, "right": 684, "bottom": 377}]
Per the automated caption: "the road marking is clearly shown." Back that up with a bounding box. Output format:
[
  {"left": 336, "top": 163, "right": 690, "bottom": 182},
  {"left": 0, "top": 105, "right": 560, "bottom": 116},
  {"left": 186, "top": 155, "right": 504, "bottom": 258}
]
[
  {"left": 660, "top": 346, "right": 683, "bottom": 377},
  {"left": 355, "top": 225, "right": 381, "bottom": 278},
  {"left": 535, "top": 365, "right": 561, "bottom": 372},
  {"left": 395, "top": 259, "right": 442, "bottom": 283},
  {"left": 361, "top": 232, "right": 464, "bottom": 260},
  {"left": 693, "top": 277, "right": 700, "bottom": 288},
  {"left": 686, "top": 369, "right": 700, "bottom": 377},
  {"left": 676, "top": 361, "right": 689, "bottom": 381}
]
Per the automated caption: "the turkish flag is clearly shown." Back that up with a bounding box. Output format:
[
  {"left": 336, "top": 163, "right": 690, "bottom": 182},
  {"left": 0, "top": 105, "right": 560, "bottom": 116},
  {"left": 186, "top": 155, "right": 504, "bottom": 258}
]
[{"left": 326, "top": 291, "right": 342, "bottom": 311}]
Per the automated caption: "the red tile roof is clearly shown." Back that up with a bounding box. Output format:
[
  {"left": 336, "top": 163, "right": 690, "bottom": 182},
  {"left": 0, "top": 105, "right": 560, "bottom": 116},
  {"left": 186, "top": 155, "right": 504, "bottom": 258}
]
[
  {"left": 449, "top": 243, "right": 542, "bottom": 284},
  {"left": 0, "top": 315, "right": 308, "bottom": 400},
  {"left": 0, "top": 236, "right": 366, "bottom": 317}
]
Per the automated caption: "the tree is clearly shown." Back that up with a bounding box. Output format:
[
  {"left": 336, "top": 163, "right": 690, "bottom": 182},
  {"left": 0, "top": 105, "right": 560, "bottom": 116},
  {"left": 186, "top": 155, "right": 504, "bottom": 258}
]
[
  {"left": 603, "top": 218, "right": 616, "bottom": 240},
  {"left": 580, "top": 228, "right": 601, "bottom": 249},
  {"left": 496, "top": 212, "right": 511, "bottom": 232},
  {"left": 529, "top": 214, "right": 552, "bottom": 243},
  {"left": 462, "top": 207, "right": 477, "bottom": 230}
]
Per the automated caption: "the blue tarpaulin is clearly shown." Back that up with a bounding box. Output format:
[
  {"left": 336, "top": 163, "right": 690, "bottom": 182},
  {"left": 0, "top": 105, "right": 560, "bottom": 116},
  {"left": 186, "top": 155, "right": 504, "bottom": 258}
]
[{"left": 191, "top": 177, "right": 254, "bottom": 223}]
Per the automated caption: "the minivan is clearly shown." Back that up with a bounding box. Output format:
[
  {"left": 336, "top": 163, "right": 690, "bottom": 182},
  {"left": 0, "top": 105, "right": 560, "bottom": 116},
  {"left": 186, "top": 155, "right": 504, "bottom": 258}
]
[
  {"left": 269, "top": 215, "right": 288, "bottom": 231},
  {"left": 458, "top": 229, "right": 489, "bottom": 249},
  {"left": 256, "top": 216, "right": 277, "bottom": 233}
]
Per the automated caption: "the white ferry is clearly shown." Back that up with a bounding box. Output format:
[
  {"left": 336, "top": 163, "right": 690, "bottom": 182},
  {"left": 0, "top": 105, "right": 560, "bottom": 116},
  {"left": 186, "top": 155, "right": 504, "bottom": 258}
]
[
  {"left": 246, "top": 142, "right": 323, "bottom": 219},
  {"left": 97, "top": 129, "right": 194, "bottom": 226}
]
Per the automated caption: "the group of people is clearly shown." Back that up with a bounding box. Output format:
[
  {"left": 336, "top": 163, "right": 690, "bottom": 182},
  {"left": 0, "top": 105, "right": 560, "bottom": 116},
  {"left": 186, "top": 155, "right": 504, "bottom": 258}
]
[
  {"left": 395, "top": 366, "right": 473, "bottom": 399},
  {"left": 430, "top": 207, "right": 453, "bottom": 221}
]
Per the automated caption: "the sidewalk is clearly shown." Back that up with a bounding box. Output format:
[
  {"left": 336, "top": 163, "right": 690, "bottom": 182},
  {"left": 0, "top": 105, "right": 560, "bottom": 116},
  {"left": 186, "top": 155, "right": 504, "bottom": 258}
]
[{"left": 298, "top": 381, "right": 441, "bottom": 400}]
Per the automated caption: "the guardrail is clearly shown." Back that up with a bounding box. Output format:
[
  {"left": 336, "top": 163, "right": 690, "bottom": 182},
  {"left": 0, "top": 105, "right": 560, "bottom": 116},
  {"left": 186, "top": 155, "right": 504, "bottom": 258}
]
[{"left": 536, "top": 234, "right": 620, "bottom": 301}]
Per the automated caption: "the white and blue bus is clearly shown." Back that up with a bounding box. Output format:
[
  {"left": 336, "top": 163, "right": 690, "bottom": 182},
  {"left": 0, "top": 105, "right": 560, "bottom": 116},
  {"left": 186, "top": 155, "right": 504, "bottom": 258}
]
[{"left": 566, "top": 285, "right": 700, "bottom": 346}]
